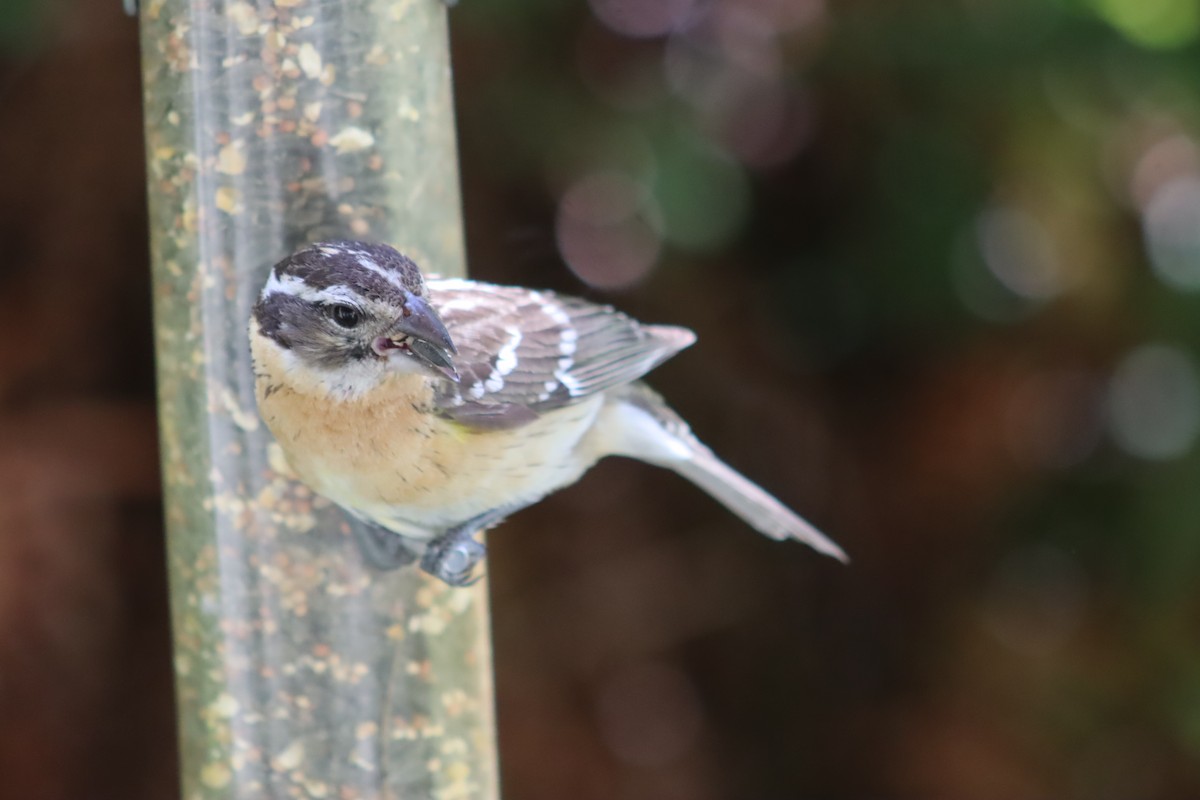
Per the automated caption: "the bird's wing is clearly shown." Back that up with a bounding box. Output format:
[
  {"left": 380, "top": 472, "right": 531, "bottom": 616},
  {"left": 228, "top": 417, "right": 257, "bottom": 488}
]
[{"left": 427, "top": 278, "right": 696, "bottom": 429}]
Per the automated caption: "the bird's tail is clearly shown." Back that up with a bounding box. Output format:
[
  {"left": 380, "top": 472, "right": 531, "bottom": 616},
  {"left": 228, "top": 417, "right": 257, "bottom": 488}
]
[{"left": 604, "top": 384, "right": 848, "bottom": 562}]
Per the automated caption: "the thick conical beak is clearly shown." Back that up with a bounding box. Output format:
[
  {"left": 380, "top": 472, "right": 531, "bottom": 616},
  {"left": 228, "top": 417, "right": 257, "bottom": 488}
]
[{"left": 387, "top": 293, "right": 459, "bottom": 382}]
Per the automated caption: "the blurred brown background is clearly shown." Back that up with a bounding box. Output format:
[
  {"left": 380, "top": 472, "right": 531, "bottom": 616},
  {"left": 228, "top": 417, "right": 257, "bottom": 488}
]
[{"left": 3, "top": 0, "right": 1199, "bottom": 797}]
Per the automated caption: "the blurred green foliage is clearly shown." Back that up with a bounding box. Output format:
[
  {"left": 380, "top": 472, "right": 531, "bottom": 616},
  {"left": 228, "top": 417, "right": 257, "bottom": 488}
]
[
  {"left": 6, "top": 0, "right": 1200, "bottom": 797},
  {"left": 448, "top": 0, "right": 1200, "bottom": 795},
  {"left": 0, "top": 0, "right": 47, "bottom": 54}
]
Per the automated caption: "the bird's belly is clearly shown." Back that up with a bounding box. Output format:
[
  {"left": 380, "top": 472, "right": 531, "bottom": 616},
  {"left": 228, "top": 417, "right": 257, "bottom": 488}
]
[
  {"left": 273, "top": 390, "right": 606, "bottom": 539},
  {"left": 385, "top": 399, "right": 606, "bottom": 533}
]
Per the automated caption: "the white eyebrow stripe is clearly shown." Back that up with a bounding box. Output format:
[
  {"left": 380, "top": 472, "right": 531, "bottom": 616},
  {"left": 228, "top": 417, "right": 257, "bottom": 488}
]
[
  {"left": 261, "top": 271, "right": 365, "bottom": 307},
  {"left": 309, "top": 242, "right": 409, "bottom": 290},
  {"left": 262, "top": 270, "right": 304, "bottom": 297},
  {"left": 354, "top": 254, "right": 406, "bottom": 289},
  {"left": 313, "top": 286, "right": 365, "bottom": 306}
]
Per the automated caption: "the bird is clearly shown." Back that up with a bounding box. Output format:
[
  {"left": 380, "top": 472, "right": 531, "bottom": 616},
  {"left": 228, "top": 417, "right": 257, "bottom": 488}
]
[{"left": 250, "top": 240, "right": 847, "bottom": 585}]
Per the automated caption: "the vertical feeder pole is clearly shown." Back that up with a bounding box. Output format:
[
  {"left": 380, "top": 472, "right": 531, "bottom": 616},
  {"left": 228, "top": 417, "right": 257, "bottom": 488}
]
[{"left": 138, "top": 1, "right": 499, "bottom": 798}]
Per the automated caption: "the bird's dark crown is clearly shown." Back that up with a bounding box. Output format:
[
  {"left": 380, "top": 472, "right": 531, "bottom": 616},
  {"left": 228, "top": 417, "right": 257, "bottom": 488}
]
[{"left": 272, "top": 240, "right": 429, "bottom": 302}]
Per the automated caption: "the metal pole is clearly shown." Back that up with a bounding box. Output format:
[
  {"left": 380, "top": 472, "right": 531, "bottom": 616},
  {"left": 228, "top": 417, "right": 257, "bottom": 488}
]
[{"left": 138, "top": 0, "right": 498, "bottom": 797}]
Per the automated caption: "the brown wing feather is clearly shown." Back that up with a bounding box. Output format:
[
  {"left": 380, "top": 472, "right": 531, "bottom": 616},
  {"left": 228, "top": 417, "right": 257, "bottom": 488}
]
[{"left": 427, "top": 279, "right": 695, "bottom": 429}]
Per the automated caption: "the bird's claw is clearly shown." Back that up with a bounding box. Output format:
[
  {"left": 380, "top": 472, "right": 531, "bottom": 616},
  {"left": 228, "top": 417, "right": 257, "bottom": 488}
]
[{"left": 421, "top": 535, "right": 486, "bottom": 586}]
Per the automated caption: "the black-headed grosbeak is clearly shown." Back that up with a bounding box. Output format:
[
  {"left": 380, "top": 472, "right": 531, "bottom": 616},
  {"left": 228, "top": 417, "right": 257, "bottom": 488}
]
[{"left": 250, "top": 241, "right": 846, "bottom": 585}]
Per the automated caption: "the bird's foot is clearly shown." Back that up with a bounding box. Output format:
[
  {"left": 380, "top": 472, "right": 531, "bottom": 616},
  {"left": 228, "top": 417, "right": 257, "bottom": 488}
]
[
  {"left": 352, "top": 522, "right": 418, "bottom": 570},
  {"left": 421, "top": 529, "right": 486, "bottom": 586}
]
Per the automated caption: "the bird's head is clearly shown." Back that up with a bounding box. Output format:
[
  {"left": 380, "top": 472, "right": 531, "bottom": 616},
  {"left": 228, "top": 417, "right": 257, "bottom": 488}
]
[{"left": 253, "top": 241, "right": 459, "bottom": 396}]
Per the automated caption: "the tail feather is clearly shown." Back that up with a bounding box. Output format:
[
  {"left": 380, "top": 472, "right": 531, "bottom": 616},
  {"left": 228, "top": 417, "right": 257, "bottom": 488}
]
[
  {"left": 671, "top": 446, "right": 848, "bottom": 562},
  {"left": 604, "top": 384, "right": 848, "bottom": 563}
]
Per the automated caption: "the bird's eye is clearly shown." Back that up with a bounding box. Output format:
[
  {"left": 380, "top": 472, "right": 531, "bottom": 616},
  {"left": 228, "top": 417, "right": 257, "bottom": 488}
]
[{"left": 327, "top": 304, "right": 362, "bottom": 328}]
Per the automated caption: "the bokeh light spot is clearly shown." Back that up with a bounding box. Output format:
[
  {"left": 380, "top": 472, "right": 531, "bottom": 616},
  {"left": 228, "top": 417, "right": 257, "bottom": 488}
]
[
  {"left": 976, "top": 205, "right": 1063, "bottom": 301},
  {"left": 952, "top": 226, "right": 1036, "bottom": 323},
  {"left": 1092, "top": 0, "right": 1200, "bottom": 49},
  {"left": 1144, "top": 177, "right": 1200, "bottom": 290},
  {"left": 556, "top": 171, "right": 662, "bottom": 289},
  {"left": 701, "top": 74, "right": 814, "bottom": 168},
  {"left": 707, "top": 5, "right": 783, "bottom": 78},
  {"left": 589, "top": 0, "right": 697, "bottom": 39},
  {"left": 1130, "top": 133, "right": 1198, "bottom": 211},
  {"left": 1108, "top": 343, "right": 1200, "bottom": 460}
]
